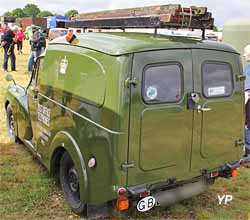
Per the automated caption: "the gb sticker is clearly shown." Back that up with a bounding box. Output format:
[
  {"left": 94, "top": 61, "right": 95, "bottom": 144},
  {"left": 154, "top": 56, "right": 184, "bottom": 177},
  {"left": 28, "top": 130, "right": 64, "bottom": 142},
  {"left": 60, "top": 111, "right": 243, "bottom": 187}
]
[
  {"left": 137, "top": 196, "right": 156, "bottom": 212},
  {"left": 146, "top": 86, "right": 158, "bottom": 100}
]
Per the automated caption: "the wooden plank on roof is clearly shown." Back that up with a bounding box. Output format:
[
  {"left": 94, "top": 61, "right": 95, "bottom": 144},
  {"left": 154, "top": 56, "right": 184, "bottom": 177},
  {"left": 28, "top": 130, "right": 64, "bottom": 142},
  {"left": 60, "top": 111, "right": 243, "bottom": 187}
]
[
  {"left": 68, "top": 4, "right": 214, "bottom": 31},
  {"left": 66, "top": 16, "right": 161, "bottom": 29},
  {"left": 76, "top": 4, "right": 181, "bottom": 20}
]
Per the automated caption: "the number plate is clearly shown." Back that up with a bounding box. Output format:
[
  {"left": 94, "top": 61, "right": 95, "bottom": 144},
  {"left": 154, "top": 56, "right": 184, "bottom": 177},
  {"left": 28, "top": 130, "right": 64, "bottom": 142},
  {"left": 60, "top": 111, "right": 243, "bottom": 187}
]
[{"left": 137, "top": 196, "right": 156, "bottom": 212}]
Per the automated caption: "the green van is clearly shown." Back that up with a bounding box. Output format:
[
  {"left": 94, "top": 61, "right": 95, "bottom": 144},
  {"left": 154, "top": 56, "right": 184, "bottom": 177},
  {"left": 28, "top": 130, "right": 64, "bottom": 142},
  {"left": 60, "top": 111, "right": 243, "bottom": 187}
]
[{"left": 5, "top": 32, "right": 246, "bottom": 217}]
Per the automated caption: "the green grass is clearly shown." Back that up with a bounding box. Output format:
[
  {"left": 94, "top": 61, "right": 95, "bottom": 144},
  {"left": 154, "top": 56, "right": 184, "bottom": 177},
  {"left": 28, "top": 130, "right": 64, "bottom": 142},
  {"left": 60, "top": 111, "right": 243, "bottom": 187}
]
[{"left": 0, "top": 41, "right": 250, "bottom": 220}]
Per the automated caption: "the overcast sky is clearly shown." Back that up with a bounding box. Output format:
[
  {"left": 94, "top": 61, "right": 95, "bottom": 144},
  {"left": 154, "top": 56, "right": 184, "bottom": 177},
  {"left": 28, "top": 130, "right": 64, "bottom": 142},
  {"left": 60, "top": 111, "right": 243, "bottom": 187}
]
[{"left": 0, "top": 0, "right": 249, "bottom": 28}]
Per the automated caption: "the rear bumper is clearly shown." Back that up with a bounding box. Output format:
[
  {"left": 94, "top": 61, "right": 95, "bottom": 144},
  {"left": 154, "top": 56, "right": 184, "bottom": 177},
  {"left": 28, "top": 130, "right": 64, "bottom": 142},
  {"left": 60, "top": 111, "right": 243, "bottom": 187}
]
[
  {"left": 127, "top": 175, "right": 212, "bottom": 208},
  {"left": 153, "top": 178, "right": 208, "bottom": 207},
  {"left": 126, "top": 157, "right": 249, "bottom": 207}
]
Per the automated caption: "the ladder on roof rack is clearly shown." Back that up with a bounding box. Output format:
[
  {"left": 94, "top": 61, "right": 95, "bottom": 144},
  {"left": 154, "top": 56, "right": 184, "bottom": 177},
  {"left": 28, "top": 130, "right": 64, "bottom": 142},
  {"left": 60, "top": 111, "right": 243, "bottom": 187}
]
[{"left": 66, "top": 4, "right": 214, "bottom": 39}]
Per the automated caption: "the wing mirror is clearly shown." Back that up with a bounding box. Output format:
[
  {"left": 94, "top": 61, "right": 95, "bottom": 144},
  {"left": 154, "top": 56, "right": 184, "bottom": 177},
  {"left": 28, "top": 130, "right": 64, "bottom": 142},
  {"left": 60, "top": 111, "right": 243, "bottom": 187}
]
[{"left": 5, "top": 73, "right": 16, "bottom": 85}]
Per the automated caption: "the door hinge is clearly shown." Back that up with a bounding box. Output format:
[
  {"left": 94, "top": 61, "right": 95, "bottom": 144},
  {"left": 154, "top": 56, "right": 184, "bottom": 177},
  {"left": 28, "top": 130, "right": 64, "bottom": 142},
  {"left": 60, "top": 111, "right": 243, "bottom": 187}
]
[
  {"left": 235, "top": 139, "right": 244, "bottom": 147},
  {"left": 125, "top": 77, "right": 138, "bottom": 88},
  {"left": 121, "top": 161, "right": 135, "bottom": 171}
]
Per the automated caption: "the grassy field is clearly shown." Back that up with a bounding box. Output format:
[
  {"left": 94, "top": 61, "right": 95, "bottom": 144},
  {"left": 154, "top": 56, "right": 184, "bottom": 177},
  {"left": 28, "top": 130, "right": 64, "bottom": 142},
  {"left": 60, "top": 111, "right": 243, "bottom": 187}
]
[{"left": 0, "top": 40, "right": 250, "bottom": 220}]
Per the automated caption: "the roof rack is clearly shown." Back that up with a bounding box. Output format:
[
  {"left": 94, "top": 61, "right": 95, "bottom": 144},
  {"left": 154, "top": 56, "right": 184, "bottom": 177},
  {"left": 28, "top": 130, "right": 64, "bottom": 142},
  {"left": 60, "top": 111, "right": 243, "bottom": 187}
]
[{"left": 66, "top": 4, "right": 214, "bottom": 39}]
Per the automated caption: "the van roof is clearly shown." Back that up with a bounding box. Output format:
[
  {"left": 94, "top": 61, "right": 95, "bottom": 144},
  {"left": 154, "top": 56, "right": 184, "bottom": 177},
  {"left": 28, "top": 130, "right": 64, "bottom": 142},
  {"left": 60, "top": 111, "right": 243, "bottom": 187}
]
[{"left": 50, "top": 32, "right": 239, "bottom": 56}]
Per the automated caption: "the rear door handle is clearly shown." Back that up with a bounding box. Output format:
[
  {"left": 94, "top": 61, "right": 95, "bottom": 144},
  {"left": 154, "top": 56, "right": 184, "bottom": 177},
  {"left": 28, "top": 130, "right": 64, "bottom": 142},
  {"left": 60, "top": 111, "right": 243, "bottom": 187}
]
[{"left": 197, "top": 105, "right": 212, "bottom": 113}]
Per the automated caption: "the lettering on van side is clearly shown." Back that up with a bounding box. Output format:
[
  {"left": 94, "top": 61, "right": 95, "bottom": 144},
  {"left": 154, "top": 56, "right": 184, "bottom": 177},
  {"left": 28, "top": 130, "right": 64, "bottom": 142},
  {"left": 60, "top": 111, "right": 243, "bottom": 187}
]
[
  {"left": 37, "top": 122, "right": 51, "bottom": 146},
  {"left": 38, "top": 103, "right": 51, "bottom": 127}
]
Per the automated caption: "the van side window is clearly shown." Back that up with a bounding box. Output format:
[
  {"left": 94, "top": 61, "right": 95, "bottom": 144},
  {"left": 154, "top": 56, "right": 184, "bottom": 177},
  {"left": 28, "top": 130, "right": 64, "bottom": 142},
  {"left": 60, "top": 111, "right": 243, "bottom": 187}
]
[
  {"left": 143, "top": 64, "right": 183, "bottom": 104},
  {"left": 202, "top": 62, "right": 233, "bottom": 98}
]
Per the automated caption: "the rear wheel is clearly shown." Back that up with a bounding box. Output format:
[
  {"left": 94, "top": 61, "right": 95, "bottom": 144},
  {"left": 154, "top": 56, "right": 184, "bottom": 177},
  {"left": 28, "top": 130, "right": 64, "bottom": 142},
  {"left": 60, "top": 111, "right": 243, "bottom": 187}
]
[
  {"left": 6, "top": 104, "right": 18, "bottom": 142},
  {"left": 60, "top": 151, "right": 86, "bottom": 215}
]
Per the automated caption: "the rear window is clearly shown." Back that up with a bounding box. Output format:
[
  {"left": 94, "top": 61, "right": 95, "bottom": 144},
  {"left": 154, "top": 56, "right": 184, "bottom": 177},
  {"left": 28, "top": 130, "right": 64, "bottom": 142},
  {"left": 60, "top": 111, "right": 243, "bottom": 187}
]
[
  {"left": 202, "top": 62, "right": 233, "bottom": 98},
  {"left": 143, "top": 63, "right": 183, "bottom": 104}
]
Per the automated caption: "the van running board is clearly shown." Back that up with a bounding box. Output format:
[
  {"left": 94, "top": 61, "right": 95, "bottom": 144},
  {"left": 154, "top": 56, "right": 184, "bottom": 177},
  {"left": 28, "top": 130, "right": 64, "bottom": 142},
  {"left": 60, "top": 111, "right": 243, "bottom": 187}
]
[{"left": 23, "top": 139, "right": 42, "bottom": 160}]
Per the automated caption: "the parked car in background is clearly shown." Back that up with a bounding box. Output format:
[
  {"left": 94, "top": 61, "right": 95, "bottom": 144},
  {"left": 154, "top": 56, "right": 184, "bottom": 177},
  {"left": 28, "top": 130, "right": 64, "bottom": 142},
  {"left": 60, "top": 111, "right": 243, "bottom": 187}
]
[
  {"left": 68, "top": 27, "right": 85, "bottom": 34},
  {"left": 223, "top": 18, "right": 250, "bottom": 67},
  {"left": 48, "top": 28, "right": 68, "bottom": 41}
]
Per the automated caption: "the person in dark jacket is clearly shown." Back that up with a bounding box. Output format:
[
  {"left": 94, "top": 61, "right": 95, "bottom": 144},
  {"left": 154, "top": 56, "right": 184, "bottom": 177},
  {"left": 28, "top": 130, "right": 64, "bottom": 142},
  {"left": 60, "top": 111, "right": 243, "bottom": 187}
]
[
  {"left": 28, "top": 28, "right": 46, "bottom": 72},
  {"left": 2, "top": 25, "right": 18, "bottom": 72}
]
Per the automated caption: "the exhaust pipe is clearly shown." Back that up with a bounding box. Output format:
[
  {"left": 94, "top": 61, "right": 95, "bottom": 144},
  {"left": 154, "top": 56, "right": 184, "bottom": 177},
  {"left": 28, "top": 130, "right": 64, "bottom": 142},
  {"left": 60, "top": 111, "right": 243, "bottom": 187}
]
[{"left": 153, "top": 179, "right": 208, "bottom": 207}]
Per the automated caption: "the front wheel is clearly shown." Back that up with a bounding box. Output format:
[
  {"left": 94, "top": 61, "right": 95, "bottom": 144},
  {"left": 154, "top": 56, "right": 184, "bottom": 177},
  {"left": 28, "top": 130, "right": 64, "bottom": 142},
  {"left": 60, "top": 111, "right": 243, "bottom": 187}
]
[
  {"left": 6, "top": 104, "right": 18, "bottom": 142},
  {"left": 60, "top": 151, "right": 86, "bottom": 215}
]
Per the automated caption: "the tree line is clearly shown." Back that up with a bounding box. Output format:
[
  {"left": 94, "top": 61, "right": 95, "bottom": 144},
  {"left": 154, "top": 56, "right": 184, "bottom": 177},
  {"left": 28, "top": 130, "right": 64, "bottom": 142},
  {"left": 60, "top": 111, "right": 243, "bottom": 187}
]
[{"left": 3, "top": 3, "right": 79, "bottom": 18}]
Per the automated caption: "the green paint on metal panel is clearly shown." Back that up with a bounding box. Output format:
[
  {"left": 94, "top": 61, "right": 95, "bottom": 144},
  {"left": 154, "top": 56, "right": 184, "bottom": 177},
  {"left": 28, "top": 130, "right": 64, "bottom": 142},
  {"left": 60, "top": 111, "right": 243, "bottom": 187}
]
[{"left": 41, "top": 46, "right": 107, "bottom": 107}]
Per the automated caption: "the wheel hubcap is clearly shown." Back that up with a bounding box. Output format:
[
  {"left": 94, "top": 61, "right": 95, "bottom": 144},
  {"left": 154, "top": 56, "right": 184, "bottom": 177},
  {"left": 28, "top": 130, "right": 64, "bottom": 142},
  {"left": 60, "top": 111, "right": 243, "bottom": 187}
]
[{"left": 68, "top": 167, "right": 79, "bottom": 193}]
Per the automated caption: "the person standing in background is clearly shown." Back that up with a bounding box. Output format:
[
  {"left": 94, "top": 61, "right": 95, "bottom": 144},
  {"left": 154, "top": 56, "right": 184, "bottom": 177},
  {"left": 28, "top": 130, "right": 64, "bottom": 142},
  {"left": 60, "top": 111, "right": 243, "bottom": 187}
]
[
  {"left": 37, "top": 28, "right": 46, "bottom": 54},
  {"left": 28, "top": 27, "right": 39, "bottom": 72},
  {"left": 1, "top": 23, "right": 8, "bottom": 34},
  {"left": 16, "top": 27, "right": 24, "bottom": 54},
  {"left": 1, "top": 24, "right": 9, "bottom": 44},
  {"left": 2, "top": 25, "right": 18, "bottom": 72},
  {"left": 28, "top": 28, "right": 46, "bottom": 72},
  {"left": 243, "top": 45, "right": 250, "bottom": 157}
]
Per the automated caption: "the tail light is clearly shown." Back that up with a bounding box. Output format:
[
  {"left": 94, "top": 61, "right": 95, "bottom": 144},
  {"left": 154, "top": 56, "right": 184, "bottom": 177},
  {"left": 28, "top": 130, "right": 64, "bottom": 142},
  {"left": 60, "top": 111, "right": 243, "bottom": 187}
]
[
  {"left": 116, "top": 197, "right": 129, "bottom": 211},
  {"left": 117, "top": 187, "right": 126, "bottom": 197},
  {"left": 230, "top": 168, "right": 238, "bottom": 178},
  {"left": 116, "top": 187, "right": 129, "bottom": 211}
]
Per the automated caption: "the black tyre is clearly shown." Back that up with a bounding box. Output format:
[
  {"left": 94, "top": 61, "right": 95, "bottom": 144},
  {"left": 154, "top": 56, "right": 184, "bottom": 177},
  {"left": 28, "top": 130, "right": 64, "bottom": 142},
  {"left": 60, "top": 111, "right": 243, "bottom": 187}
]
[
  {"left": 60, "top": 151, "right": 86, "bottom": 215},
  {"left": 6, "top": 104, "right": 18, "bottom": 142}
]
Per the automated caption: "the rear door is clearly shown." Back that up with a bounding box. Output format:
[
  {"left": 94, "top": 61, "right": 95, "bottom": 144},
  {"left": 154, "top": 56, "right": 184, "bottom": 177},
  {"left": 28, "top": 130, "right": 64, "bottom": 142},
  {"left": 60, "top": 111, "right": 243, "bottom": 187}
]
[
  {"left": 128, "top": 50, "right": 193, "bottom": 186},
  {"left": 191, "top": 50, "right": 243, "bottom": 171}
]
